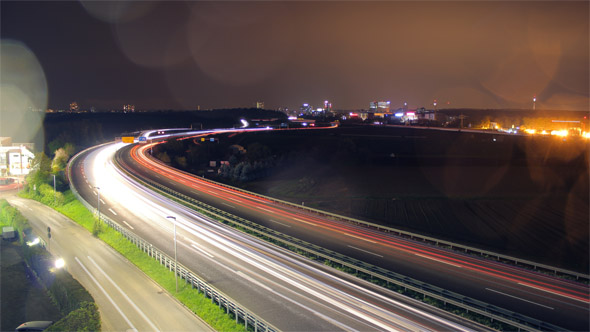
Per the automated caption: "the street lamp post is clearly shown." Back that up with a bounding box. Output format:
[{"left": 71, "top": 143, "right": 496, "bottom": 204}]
[
  {"left": 53, "top": 174, "right": 56, "bottom": 204},
  {"left": 167, "top": 216, "right": 178, "bottom": 293},
  {"left": 94, "top": 186, "right": 100, "bottom": 221}
]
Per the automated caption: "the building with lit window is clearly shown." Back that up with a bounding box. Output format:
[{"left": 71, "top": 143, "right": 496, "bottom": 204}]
[
  {"left": 0, "top": 137, "right": 35, "bottom": 176},
  {"left": 69, "top": 102, "right": 79, "bottom": 112},
  {"left": 300, "top": 103, "right": 313, "bottom": 115}
]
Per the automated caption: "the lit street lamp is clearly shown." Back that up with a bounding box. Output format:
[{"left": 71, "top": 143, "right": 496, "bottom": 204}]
[
  {"left": 55, "top": 258, "right": 65, "bottom": 269},
  {"left": 26, "top": 237, "right": 40, "bottom": 246},
  {"left": 167, "top": 216, "right": 178, "bottom": 293}
]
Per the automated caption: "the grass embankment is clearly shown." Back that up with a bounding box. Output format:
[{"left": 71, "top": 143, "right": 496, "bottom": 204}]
[
  {"left": 0, "top": 199, "right": 99, "bottom": 331},
  {"left": 20, "top": 190, "right": 243, "bottom": 332}
]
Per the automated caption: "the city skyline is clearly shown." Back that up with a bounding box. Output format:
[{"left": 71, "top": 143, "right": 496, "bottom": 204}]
[{"left": 1, "top": 1, "right": 588, "bottom": 112}]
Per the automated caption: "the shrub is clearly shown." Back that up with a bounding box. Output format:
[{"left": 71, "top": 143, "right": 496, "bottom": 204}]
[{"left": 47, "top": 301, "right": 100, "bottom": 331}]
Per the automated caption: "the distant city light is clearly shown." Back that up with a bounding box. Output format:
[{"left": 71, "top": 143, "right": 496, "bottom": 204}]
[{"left": 551, "top": 130, "right": 568, "bottom": 137}]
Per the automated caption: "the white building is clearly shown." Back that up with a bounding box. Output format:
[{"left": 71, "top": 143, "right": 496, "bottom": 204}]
[{"left": 0, "top": 137, "right": 35, "bottom": 176}]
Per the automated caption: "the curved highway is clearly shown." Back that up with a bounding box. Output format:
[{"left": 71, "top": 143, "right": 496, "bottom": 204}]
[
  {"left": 119, "top": 132, "right": 589, "bottom": 331},
  {"left": 70, "top": 141, "right": 485, "bottom": 331}
]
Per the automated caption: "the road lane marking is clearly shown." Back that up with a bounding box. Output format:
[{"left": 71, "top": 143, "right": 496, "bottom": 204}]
[
  {"left": 100, "top": 199, "right": 105, "bottom": 204},
  {"left": 259, "top": 207, "right": 274, "bottom": 213},
  {"left": 88, "top": 184, "right": 92, "bottom": 189},
  {"left": 348, "top": 245, "right": 383, "bottom": 257},
  {"left": 227, "top": 197, "right": 242, "bottom": 204},
  {"left": 75, "top": 257, "right": 136, "bottom": 330},
  {"left": 87, "top": 256, "right": 159, "bottom": 331},
  {"left": 222, "top": 202, "right": 235, "bottom": 209},
  {"left": 518, "top": 282, "right": 589, "bottom": 303},
  {"left": 93, "top": 191, "right": 97, "bottom": 196},
  {"left": 234, "top": 271, "right": 357, "bottom": 331},
  {"left": 191, "top": 244, "right": 214, "bottom": 258},
  {"left": 190, "top": 190, "right": 200, "bottom": 195},
  {"left": 269, "top": 219, "right": 291, "bottom": 228},
  {"left": 122, "top": 220, "right": 134, "bottom": 230},
  {"left": 414, "top": 253, "right": 462, "bottom": 268},
  {"left": 486, "top": 288, "right": 554, "bottom": 310},
  {"left": 293, "top": 217, "right": 317, "bottom": 226},
  {"left": 108, "top": 208, "right": 117, "bottom": 215},
  {"left": 343, "top": 232, "right": 377, "bottom": 244}
]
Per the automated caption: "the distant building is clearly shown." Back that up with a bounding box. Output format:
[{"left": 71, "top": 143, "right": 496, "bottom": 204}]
[
  {"left": 368, "top": 101, "right": 392, "bottom": 118},
  {"left": 300, "top": 103, "right": 313, "bottom": 116},
  {"left": 0, "top": 138, "right": 35, "bottom": 176},
  {"left": 323, "top": 100, "right": 333, "bottom": 114},
  {"left": 256, "top": 101, "right": 265, "bottom": 109},
  {"left": 369, "top": 101, "right": 391, "bottom": 113},
  {"left": 123, "top": 104, "right": 135, "bottom": 112},
  {"left": 69, "top": 102, "right": 79, "bottom": 112}
]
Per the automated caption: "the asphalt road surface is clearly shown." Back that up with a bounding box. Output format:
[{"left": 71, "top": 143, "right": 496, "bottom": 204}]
[
  {"left": 69, "top": 141, "right": 487, "bottom": 331},
  {"left": 6, "top": 195, "right": 214, "bottom": 332},
  {"left": 119, "top": 137, "right": 590, "bottom": 331}
]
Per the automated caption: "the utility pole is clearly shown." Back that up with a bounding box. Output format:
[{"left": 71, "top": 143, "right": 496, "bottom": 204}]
[
  {"left": 53, "top": 174, "right": 56, "bottom": 204},
  {"left": 167, "top": 216, "right": 178, "bottom": 293},
  {"left": 95, "top": 186, "right": 100, "bottom": 221}
]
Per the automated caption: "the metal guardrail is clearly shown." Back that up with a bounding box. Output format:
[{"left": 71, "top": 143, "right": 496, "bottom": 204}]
[
  {"left": 115, "top": 147, "right": 568, "bottom": 332},
  {"left": 67, "top": 144, "right": 279, "bottom": 332},
  {"left": 144, "top": 147, "right": 588, "bottom": 282}
]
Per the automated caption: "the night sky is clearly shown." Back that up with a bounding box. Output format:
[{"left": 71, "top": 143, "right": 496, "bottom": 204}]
[{"left": 1, "top": 1, "right": 588, "bottom": 112}]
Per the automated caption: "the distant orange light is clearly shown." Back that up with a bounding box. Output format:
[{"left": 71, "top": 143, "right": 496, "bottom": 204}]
[{"left": 551, "top": 130, "right": 568, "bottom": 137}]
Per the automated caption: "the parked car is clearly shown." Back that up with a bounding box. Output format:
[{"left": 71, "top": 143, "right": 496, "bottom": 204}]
[{"left": 15, "top": 321, "right": 53, "bottom": 332}]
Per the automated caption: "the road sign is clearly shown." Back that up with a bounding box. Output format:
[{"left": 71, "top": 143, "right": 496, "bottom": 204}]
[
  {"left": 121, "top": 136, "right": 135, "bottom": 143},
  {"left": 138, "top": 136, "right": 147, "bottom": 143}
]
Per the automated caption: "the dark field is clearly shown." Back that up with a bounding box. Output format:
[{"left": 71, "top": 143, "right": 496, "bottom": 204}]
[{"left": 201, "top": 126, "right": 589, "bottom": 273}]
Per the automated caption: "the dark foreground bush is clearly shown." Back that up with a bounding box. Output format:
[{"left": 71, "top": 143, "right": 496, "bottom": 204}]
[{"left": 47, "top": 301, "right": 100, "bottom": 331}]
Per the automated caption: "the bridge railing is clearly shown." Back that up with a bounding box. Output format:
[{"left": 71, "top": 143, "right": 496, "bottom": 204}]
[{"left": 67, "top": 144, "right": 279, "bottom": 332}]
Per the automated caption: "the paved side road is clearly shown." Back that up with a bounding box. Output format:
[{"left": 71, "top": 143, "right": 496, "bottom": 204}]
[{"left": 6, "top": 195, "right": 214, "bottom": 332}]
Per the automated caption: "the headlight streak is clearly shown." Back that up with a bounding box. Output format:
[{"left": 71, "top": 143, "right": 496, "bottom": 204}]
[
  {"left": 131, "top": 142, "right": 590, "bottom": 305},
  {"left": 88, "top": 142, "right": 478, "bottom": 331}
]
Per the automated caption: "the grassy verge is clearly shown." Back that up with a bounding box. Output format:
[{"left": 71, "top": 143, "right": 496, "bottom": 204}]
[{"left": 20, "top": 190, "right": 244, "bottom": 332}]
